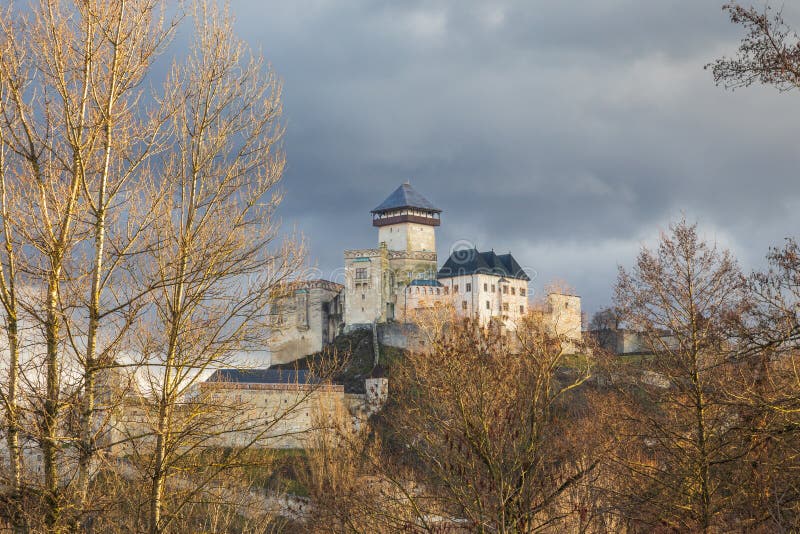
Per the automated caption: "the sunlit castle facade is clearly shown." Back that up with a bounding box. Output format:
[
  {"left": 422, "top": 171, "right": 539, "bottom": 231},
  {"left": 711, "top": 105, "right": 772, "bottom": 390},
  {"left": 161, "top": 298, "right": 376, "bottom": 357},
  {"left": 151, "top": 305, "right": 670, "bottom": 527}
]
[
  {"left": 341, "top": 181, "right": 571, "bottom": 330},
  {"left": 424, "top": 249, "right": 532, "bottom": 329},
  {"left": 270, "top": 182, "right": 583, "bottom": 362},
  {"left": 343, "top": 182, "right": 441, "bottom": 329}
]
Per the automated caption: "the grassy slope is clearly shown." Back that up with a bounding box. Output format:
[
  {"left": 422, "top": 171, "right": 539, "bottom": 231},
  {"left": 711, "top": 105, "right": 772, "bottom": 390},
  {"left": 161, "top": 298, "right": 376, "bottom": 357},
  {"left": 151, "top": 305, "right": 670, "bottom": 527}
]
[{"left": 270, "top": 329, "right": 405, "bottom": 393}]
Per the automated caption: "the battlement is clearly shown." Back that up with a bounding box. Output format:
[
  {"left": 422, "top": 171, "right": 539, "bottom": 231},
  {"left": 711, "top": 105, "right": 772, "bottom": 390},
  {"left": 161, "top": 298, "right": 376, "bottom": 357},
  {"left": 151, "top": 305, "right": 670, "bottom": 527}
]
[{"left": 282, "top": 279, "right": 344, "bottom": 293}]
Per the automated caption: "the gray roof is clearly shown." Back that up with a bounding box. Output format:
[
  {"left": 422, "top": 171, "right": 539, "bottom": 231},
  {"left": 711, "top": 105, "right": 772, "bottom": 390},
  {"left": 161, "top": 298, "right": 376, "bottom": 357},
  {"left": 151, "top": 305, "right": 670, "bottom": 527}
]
[
  {"left": 205, "top": 368, "right": 319, "bottom": 384},
  {"left": 437, "top": 249, "right": 530, "bottom": 281},
  {"left": 372, "top": 182, "right": 440, "bottom": 214}
]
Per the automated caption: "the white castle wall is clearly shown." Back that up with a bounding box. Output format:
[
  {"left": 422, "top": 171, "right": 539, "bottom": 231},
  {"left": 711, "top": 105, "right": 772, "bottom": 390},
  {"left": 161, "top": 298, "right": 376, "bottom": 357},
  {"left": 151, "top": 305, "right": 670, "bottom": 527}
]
[{"left": 378, "top": 221, "right": 436, "bottom": 253}]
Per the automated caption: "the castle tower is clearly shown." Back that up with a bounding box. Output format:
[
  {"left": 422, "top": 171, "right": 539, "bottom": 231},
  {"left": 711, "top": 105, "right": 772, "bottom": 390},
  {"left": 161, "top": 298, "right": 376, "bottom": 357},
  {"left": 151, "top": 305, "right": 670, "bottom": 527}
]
[
  {"left": 344, "top": 182, "right": 441, "bottom": 328},
  {"left": 371, "top": 182, "right": 440, "bottom": 253}
]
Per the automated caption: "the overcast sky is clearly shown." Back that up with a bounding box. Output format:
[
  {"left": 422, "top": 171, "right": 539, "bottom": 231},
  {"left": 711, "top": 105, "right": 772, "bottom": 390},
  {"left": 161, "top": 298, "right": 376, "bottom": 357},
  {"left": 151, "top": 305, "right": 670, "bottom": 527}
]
[{"left": 226, "top": 1, "right": 800, "bottom": 316}]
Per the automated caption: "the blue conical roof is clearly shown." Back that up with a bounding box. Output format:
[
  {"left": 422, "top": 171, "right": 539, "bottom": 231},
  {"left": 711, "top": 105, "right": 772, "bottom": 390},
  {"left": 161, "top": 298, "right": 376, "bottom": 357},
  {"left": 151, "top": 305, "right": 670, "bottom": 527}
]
[{"left": 372, "top": 182, "right": 440, "bottom": 214}]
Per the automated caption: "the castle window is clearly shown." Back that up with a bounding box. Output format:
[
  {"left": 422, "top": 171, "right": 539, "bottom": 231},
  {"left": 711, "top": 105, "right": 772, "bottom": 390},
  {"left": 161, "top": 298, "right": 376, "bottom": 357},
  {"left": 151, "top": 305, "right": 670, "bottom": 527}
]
[
  {"left": 361, "top": 293, "right": 365, "bottom": 300},
  {"left": 444, "top": 287, "right": 449, "bottom": 295},
  {"left": 520, "top": 305, "right": 525, "bottom": 314},
  {"left": 436, "top": 288, "right": 440, "bottom": 295},
  {"left": 466, "top": 283, "right": 472, "bottom": 292},
  {"left": 454, "top": 284, "right": 459, "bottom": 293},
  {"left": 483, "top": 283, "right": 488, "bottom": 292},
  {"left": 485, "top": 301, "right": 490, "bottom": 310},
  {"left": 503, "top": 286, "right": 508, "bottom": 294},
  {"left": 491, "top": 284, "right": 495, "bottom": 292},
  {"left": 503, "top": 303, "right": 509, "bottom": 311},
  {"left": 511, "top": 287, "right": 516, "bottom": 295},
  {"left": 520, "top": 288, "right": 526, "bottom": 296},
  {"left": 355, "top": 267, "right": 368, "bottom": 280},
  {"left": 462, "top": 300, "right": 468, "bottom": 310}
]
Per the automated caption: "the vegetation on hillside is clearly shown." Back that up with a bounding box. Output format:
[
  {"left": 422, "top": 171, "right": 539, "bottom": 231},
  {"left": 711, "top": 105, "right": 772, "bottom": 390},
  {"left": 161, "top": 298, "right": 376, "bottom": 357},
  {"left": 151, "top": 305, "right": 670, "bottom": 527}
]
[{"left": 271, "top": 328, "right": 405, "bottom": 393}]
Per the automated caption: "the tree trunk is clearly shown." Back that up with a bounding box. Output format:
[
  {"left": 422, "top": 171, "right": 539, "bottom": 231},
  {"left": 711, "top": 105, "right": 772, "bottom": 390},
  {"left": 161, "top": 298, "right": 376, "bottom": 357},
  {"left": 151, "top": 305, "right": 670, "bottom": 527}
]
[{"left": 43, "top": 274, "right": 61, "bottom": 532}]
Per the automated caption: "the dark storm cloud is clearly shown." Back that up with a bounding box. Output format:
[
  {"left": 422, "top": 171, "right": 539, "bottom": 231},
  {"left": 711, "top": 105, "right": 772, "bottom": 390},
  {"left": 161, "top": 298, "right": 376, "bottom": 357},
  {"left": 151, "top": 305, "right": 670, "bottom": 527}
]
[{"left": 229, "top": 1, "right": 800, "bottom": 314}]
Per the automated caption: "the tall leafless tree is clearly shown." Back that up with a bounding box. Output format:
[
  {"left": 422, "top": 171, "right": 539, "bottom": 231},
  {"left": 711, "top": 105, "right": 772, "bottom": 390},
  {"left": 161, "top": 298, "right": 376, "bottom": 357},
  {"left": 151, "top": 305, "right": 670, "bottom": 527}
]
[
  {"left": 0, "top": 1, "right": 310, "bottom": 532},
  {"left": 614, "top": 220, "right": 751, "bottom": 531},
  {"left": 133, "top": 4, "right": 304, "bottom": 532},
  {"left": 0, "top": 2, "right": 181, "bottom": 530},
  {"left": 380, "top": 310, "right": 599, "bottom": 533}
]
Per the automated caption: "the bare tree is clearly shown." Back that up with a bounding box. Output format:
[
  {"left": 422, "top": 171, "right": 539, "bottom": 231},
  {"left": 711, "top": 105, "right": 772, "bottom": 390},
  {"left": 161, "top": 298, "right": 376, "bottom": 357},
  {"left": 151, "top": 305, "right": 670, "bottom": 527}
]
[
  {"left": 0, "top": 1, "right": 313, "bottom": 532},
  {"left": 710, "top": 3, "right": 800, "bottom": 91},
  {"left": 130, "top": 4, "right": 304, "bottom": 532},
  {"left": 716, "top": 239, "right": 800, "bottom": 528},
  {"left": 613, "top": 220, "right": 750, "bottom": 531},
  {"left": 589, "top": 306, "right": 621, "bottom": 353},
  {"left": 378, "top": 310, "right": 598, "bottom": 533},
  {"left": 708, "top": 6, "right": 800, "bottom": 528},
  {"left": 0, "top": 2, "right": 181, "bottom": 531},
  {"left": 0, "top": 7, "right": 88, "bottom": 526},
  {"left": 0, "top": 39, "right": 25, "bottom": 531},
  {"left": 299, "top": 400, "right": 425, "bottom": 533},
  {"left": 589, "top": 307, "right": 620, "bottom": 332}
]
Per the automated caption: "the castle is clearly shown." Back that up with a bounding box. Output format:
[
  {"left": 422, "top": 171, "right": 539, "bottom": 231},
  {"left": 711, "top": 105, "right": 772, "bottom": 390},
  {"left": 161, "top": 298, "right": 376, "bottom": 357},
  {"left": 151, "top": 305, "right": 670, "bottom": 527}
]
[
  {"left": 181, "top": 182, "right": 585, "bottom": 450},
  {"left": 60, "top": 184, "right": 585, "bottom": 460},
  {"left": 270, "top": 182, "right": 582, "bottom": 364}
]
